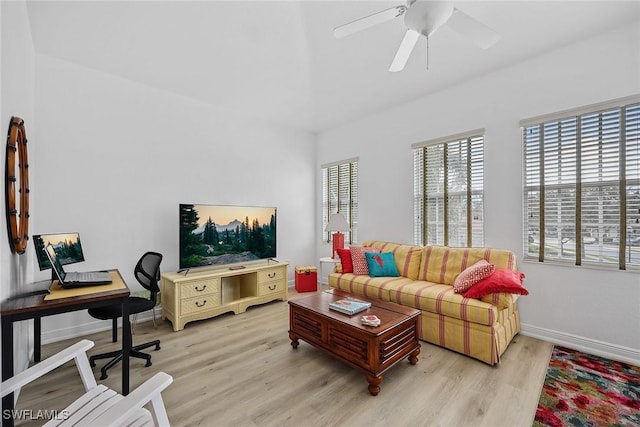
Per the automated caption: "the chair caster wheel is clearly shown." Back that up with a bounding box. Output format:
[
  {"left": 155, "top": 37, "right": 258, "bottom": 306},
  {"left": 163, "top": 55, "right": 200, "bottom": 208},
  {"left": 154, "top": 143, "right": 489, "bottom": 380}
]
[
  {"left": 100, "top": 372, "right": 108, "bottom": 380},
  {"left": 145, "top": 360, "right": 152, "bottom": 367},
  {"left": 90, "top": 360, "right": 96, "bottom": 367},
  {"left": 155, "top": 344, "right": 161, "bottom": 351}
]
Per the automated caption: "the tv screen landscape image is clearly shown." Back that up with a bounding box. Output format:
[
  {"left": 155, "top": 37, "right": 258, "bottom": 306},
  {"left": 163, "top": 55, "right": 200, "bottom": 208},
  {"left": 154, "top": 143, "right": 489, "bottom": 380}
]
[{"left": 179, "top": 204, "right": 277, "bottom": 269}]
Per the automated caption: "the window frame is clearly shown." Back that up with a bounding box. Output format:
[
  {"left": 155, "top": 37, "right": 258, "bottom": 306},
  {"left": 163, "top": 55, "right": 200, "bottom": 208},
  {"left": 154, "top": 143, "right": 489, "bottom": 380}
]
[
  {"left": 321, "top": 158, "right": 358, "bottom": 245},
  {"left": 521, "top": 95, "right": 640, "bottom": 271},
  {"left": 413, "top": 129, "right": 485, "bottom": 247}
]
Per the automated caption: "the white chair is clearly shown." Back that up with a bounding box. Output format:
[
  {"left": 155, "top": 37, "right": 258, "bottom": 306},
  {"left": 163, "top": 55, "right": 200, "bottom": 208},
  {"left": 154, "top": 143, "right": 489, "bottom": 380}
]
[{"left": 0, "top": 340, "right": 172, "bottom": 426}]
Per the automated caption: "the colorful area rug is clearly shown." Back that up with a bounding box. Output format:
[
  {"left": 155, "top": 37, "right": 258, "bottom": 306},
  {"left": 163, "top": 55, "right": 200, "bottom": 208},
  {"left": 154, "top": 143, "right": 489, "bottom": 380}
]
[{"left": 534, "top": 346, "right": 640, "bottom": 427}]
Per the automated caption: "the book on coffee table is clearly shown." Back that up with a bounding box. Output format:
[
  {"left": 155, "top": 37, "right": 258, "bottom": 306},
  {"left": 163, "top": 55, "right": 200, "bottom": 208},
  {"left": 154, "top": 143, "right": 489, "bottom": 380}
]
[{"left": 329, "top": 297, "right": 371, "bottom": 315}]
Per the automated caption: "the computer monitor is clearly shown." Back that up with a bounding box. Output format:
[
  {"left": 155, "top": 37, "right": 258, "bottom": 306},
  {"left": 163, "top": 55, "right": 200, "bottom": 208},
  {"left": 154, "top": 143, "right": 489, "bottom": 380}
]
[{"left": 33, "top": 232, "right": 85, "bottom": 275}]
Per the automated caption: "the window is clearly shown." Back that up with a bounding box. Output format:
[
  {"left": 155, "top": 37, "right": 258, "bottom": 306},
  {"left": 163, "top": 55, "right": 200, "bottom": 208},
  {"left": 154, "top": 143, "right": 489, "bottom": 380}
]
[
  {"left": 413, "top": 130, "right": 484, "bottom": 247},
  {"left": 522, "top": 96, "right": 640, "bottom": 270},
  {"left": 322, "top": 158, "right": 358, "bottom": 244}
]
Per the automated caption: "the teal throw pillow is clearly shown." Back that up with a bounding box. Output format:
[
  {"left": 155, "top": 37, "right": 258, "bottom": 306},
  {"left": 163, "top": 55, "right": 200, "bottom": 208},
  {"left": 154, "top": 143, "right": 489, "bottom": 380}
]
[{"left": 365, "top": 252, "right": 399, "bottom": 277}]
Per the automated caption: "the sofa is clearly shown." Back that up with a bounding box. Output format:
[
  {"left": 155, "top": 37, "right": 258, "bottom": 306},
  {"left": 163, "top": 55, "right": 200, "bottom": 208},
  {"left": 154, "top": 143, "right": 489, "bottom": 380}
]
[{"left": 328, "top": 241, "right": 525, "bottom": 365}]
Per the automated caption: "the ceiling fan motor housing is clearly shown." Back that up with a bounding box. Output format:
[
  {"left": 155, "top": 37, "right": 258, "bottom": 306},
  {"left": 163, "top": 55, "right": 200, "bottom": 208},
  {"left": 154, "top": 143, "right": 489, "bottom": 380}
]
[{"left": 404, "top": 1, "right": 455, "bottom": 37}]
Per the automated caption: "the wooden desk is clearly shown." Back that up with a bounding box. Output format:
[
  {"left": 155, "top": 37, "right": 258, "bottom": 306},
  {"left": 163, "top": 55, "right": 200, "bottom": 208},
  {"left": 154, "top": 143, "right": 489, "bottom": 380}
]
[{"left": 1, "top": 270, "right": 130, "bottom": 427}]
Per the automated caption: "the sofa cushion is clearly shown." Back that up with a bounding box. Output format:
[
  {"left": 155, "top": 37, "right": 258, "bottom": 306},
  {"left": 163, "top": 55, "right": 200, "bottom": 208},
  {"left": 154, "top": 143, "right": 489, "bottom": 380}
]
[
  {"left": 336, "top": 248, "right": 353, "bottom": 273},
  {"left": 330, "top": 273, "right": 502, "bottom": 326},
  {"left": 366, "top": 252, "right": 400, "bottom": 277},
  {"left": 385, "top": 280, "right": 498, "bottom": 326},
  {"left": 362, "top": 241, "right": 423, "bottom": 280},
  {"left": 350, "top": 246, "right": 380, "bottom": 275},
  {"left": 463, "top": 269, "right": 528, "bottom": 299},
  {"left": 418, "top": 246, "right": 517, "bottom": 285},
  {"left": 453, "top": 260, "right": 495, "bottom": 293},
  {"left": 329, "top": 273, "right": 414, "bottom": 301}
]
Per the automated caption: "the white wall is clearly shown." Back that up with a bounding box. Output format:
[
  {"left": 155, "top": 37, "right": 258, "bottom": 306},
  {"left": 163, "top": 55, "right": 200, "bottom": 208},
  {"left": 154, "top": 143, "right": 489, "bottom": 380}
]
[
  {"left": 1, "top": 0, "right": 37, "bottom": 385},
  {"left": 316, "top": 23, "right": 640, "bottom": 364},
  {"left": 31, "top": 55, "right": 316, "bottom": 342}
]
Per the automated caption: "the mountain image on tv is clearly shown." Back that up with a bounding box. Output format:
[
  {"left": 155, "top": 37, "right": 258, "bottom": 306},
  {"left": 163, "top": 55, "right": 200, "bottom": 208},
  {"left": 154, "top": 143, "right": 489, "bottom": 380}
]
[{"left": 179, "top": 204, "right": 276, "bottom": 269}]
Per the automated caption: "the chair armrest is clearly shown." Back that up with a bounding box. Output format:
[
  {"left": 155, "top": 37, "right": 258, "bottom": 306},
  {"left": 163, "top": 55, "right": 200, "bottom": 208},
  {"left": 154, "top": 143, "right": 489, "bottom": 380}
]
[
  {"left": 1, "top": 340, "right": 94, "bottom": 397},
  {"left": 90, "top": 372, "right": 173, "bottom": 426}
]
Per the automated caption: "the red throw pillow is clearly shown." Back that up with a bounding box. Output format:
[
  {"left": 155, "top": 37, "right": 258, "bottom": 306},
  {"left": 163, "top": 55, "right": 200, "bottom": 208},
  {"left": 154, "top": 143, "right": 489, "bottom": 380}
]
[
  {"left": 336, "top": 248, "right": 353, "bottom": 273},
  {"left": 462, "top": 269, "right": 529, "bottom": 299}
]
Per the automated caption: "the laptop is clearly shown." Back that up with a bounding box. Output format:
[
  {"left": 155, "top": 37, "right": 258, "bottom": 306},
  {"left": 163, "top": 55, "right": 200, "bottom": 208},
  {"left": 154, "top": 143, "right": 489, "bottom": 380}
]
[{"left": 45, "top": 243, "right": 112, "bottom": 288}]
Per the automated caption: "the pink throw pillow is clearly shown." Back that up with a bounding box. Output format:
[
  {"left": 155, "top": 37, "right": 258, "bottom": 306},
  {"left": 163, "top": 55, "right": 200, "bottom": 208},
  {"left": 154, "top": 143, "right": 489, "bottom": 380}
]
[
  {"left": 336, "top": 248, "right": 353, "bottom": 273},
  {"left": 463, "top": 269, "right": 529, "bottom": 299},
  {"left": 350, "top": 246, "right": 380, "bottom": 275},
  {"left": 453, "top": 260, "right": 495, "bottom": 294}
]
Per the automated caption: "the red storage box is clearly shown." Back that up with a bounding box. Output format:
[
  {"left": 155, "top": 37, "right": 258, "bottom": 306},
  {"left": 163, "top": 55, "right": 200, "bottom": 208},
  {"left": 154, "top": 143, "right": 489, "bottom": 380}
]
[{"left": 295, "top": 266, "right": 318, "bottom": 292}]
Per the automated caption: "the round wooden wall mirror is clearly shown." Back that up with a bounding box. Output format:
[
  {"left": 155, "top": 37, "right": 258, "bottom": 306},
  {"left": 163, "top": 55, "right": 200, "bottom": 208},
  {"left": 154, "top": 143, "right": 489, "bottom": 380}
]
[{"left": 5, "top": 116, "right": 30, "bottom": 254}]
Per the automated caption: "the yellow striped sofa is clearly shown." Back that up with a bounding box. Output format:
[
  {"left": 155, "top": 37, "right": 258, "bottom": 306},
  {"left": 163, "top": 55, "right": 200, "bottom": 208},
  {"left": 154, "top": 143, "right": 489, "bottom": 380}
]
[{"left": 328, "top": 241, "right": 521, "bottom": 365}]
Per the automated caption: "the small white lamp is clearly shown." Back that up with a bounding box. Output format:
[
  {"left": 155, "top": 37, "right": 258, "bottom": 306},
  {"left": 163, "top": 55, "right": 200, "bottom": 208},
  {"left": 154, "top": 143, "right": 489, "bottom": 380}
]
[{"left": 325, "top": 212, "right": 349, "bottom": 259}]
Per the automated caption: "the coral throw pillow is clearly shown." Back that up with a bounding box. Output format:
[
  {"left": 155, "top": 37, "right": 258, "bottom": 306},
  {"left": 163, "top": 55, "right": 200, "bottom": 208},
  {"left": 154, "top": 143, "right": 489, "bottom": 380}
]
[
  {"left": 365, "top": 252, "right": 400, "bottom": 277},
  {"left": 350, "top": 246, "right": 380, "bottom": 275},
  {"left": 336, "top": 248, "right": 353, "bottom": 273},
  {"left": 463, "top": 269, "right": 528, "bottom": 299},
  {"left": 453, "top": 260, "right": 495, "bottom": 294}
]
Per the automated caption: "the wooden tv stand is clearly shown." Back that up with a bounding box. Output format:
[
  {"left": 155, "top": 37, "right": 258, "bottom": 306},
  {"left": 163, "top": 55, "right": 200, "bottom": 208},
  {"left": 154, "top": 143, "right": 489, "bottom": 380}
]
[{"left": 161, "top": 261, "right": 288, "bottom": 331}]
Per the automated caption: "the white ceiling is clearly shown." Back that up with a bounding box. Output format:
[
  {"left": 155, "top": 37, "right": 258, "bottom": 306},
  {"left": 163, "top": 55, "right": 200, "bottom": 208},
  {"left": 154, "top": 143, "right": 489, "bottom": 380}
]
[{"left": 25, "top": 1, "right": 640, "bottom": 133}]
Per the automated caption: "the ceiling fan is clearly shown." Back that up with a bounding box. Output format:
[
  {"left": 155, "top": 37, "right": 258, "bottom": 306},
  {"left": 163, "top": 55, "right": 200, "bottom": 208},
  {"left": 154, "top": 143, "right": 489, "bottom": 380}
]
[{"left": 333, "top": 0, "right": 500, "bottom": 72}]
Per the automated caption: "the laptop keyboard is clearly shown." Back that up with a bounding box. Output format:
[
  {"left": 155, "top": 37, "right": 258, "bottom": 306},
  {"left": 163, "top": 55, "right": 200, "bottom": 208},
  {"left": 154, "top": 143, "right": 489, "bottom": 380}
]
[
  {"left": 67, "top": 271, "right": 111, "bottom": 282},
  {"left": 74, "top": 272, "right": 97, "bottom": 281}
]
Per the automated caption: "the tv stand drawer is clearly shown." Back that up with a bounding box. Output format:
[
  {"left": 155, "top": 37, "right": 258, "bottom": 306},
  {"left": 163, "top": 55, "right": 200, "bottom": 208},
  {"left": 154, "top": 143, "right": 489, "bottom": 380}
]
[
  {"left": 180, "top": 279, "right": 219, "bottom": 299},
  {"left": 181, "top": 294, "right": 222, "bottom": 315},
  {"left": 258, "top": 268, "right": 285, "bottom": 284},
  {"left": 259, "top": 280, "right": 285, "bottom": 296}
]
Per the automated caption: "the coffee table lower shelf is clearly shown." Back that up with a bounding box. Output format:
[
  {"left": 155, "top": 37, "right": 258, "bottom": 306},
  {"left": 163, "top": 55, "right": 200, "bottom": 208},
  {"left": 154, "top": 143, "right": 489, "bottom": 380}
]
[{"left": 288, "top": 290, "right": 421, "bottom": 396}]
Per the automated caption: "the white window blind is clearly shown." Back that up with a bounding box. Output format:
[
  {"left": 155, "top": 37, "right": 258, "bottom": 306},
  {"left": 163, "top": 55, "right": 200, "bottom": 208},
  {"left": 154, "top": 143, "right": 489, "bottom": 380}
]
[
  {"left": 522, "top": 98, "right": 640, "bottom": 270},
  {"left": 322, "top": 159, "right": 358, "bottom": 244},
  {"left": 413, "top": 132, "right": 484, "bottom": 247}
]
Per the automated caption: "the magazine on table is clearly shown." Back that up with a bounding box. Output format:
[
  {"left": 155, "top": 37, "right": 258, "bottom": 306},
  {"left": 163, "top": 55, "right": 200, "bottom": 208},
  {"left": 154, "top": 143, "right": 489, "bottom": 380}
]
[{"left": 329, "top": 297, "right": 372, "bottom": 315}]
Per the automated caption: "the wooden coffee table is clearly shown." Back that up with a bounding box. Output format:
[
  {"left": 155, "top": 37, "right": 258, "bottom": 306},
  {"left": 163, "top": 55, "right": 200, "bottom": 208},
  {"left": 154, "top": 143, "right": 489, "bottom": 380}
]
[{"left": 288, "top": 289, "right": 421, "bottom": 396}]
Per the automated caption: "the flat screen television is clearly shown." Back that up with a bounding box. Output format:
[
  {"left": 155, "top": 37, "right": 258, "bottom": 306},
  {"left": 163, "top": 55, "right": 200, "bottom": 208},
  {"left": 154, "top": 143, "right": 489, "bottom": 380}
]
[
  {"left": 33, "top": 232, "right": 85, "bottom": 271},
  {"left": 179, "top": 204, "right": 277, "bottom": 269}
]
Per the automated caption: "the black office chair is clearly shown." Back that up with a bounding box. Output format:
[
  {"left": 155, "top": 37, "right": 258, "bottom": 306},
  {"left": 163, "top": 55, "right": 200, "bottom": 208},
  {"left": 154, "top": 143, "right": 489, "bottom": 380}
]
[{"left": 88, "top": 251, "right": 163, "bottom": 380}]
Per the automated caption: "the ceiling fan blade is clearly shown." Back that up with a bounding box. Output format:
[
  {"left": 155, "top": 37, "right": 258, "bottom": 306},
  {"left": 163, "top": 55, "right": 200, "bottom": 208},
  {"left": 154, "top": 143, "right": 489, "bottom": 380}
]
[
  {"left": 333, "top": 5, "right": 406, "bottom": 39},
  {"left": 445, "top": 8, "right": 500, "bottom": 49},
  {"left": 389, "top": 30, "right": 420, "bottom": 72}
]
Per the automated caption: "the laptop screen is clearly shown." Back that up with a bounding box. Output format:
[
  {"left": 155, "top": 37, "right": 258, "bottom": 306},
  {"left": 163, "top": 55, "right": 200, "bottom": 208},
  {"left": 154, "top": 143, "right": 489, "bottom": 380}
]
[
  {"left": 33, "top": 232, "right": 85, "bottom": 271},
  {"left": 45, "top": 243, "right": 67, "bottom": 282}
]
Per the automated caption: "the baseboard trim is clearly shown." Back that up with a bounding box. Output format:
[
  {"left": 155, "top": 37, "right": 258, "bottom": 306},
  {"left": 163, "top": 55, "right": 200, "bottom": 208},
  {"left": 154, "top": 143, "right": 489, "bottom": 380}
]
[
  {"left": 521, "top": 323, "right": 640, "bottom": 366},
  {"left": 41, "top": 311, "right": 157, "bottom": 345}
]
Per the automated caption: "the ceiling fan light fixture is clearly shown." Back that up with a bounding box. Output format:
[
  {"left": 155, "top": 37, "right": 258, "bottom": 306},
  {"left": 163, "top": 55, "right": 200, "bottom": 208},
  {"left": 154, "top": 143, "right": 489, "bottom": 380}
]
[{"left": 404, "top": 1, "right": 454, "bottom": 37}]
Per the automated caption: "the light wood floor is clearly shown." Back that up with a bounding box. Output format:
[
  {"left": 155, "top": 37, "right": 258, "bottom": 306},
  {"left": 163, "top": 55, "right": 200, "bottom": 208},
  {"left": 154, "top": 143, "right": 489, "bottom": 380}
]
[{"left": 15, "top": 288, "right": 553, "bottom": 427}]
